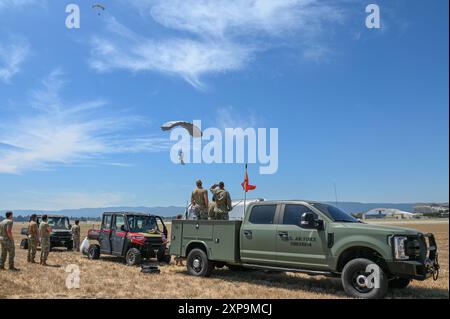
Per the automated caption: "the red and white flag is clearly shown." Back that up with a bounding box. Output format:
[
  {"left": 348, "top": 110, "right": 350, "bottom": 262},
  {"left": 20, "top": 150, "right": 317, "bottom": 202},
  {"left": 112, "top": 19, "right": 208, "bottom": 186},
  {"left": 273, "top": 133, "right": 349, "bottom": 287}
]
[{"left": 241, "top": 164, "right": 256, "bottom": 192}]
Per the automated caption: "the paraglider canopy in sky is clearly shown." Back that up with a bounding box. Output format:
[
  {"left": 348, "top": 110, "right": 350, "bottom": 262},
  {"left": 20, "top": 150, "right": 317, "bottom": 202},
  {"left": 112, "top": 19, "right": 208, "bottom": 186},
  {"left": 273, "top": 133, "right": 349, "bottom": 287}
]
[
  {"left": 161, "top": 121, "right": 203, "bottom": 138},
  {"left": 92, "top": 4, "right": 105, "bottom": 15}
]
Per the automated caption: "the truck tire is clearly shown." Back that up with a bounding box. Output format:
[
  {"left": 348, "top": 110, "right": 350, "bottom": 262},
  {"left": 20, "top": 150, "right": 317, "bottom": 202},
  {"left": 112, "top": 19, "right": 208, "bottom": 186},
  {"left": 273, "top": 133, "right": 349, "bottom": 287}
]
[
  {"left": 126, "top": 248, "right": 142, "bottom": 266},
  {"left": 187, "top": 248, "right": 214, "bottom": 277},
  {"left": 66, "top": 241, "right": 73, "bottom": 251},
  {"left": 20, "top": 238, "right": 29, "bottom": 250},
  {"left": 88, "top": 244, "right": 100, "bottom": 260},
  {"left": 389, "top": 277, "right": 411, "bottom": 289},
  {"left": 341, "top": 258, "right": 388, "bottom": 299}
]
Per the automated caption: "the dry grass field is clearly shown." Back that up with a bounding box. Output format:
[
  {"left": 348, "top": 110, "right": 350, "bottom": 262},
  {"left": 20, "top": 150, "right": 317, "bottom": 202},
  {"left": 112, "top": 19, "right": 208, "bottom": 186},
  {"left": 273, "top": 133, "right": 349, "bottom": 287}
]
[{"left": 0, "top": 220, "right": 448, "bottom": 299}]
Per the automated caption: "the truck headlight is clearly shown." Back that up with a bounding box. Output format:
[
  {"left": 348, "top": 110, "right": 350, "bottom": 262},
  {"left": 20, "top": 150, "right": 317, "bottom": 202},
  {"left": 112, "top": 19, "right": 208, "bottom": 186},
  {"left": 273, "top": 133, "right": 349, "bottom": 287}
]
[{"left": 393, "top": 236, "right": 409, "bottom": 260}]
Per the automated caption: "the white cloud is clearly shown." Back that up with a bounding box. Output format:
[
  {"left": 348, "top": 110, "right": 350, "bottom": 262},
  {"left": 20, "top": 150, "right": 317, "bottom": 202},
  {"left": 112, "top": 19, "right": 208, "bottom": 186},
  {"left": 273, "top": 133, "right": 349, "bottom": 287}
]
[
  {"left": 0, "top": 70, "right": 171, "bottom": 174},
  {"left": 0, "top": 38, "right": 30, "bottom": 83},
  {"left": 0, "top": 0, "right": 44, "bottom": 11},
  {"left": 90, "top": 30, "right": 252, "bottom": 89},
  {"left": 90, "top": 0, "right": 343, "bottom": 89}
]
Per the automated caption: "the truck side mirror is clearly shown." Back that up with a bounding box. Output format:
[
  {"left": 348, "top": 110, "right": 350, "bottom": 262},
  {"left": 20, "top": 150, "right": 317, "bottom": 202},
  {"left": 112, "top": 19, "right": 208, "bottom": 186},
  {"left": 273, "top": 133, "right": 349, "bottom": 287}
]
[{"left": 300, "top": 212, "right": 323, "bottom": 230}]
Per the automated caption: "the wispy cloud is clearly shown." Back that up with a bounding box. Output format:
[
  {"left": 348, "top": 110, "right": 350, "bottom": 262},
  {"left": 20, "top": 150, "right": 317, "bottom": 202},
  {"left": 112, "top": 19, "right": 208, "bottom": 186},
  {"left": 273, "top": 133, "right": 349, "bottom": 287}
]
[
  {"left": 90, "top": 0, "right": 344, "bottom": 89},
  {"left": 0, "top": 37, "right": 30, "bottom": 83},
  {"left": 215, "top": 105, "right": 259, "bottom": 130},
  {"left": 0, "top": 0, "right": 44, "bottom": 11},
  {"left": 0, "top": 70, "right": 171, "bottom": 174},
  {"left": 90, "top": 26, "right": 252, "bottom": 89}
]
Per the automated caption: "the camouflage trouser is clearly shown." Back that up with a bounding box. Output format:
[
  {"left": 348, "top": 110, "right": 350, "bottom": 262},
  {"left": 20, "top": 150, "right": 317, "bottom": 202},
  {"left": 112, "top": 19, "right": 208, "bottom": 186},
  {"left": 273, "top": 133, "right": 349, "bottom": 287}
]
[
  {"left": 40, "top": 238, "right": 50, "bottom": 264},
  {"left": 0, "top": 239, "right": 15, "bottom": 268},
  {"left": 27, "top": 237, "right": 37, "bottom": 262},
  {"left": 73, "top": 237, "right": 80, "bottom": 252},
  {"left": 215, "top": 211, "right": 230, "bottom": 221},
  {"left": 198, "top": 208, "right": 209, "bottom": 220},
  {"left": 208, "top": 202, "right": 217, "bottom": 220}
]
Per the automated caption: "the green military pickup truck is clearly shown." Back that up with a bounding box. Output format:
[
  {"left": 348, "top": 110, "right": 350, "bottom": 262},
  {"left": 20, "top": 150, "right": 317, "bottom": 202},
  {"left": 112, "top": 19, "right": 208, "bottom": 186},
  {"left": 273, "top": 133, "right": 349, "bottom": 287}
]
[{"left": 170, "top": 200, "right": 439, "bottom": 299}]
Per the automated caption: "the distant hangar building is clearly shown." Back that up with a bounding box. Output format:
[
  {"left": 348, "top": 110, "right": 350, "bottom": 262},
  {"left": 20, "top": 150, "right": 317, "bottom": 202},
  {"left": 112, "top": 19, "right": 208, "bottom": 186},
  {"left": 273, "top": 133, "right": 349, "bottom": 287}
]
[
  {"left": 363, "top": 208, "right": 420, "bottom": 220},
  {"left": 414, "top": 203, "right": 449, "bottom": 216}
]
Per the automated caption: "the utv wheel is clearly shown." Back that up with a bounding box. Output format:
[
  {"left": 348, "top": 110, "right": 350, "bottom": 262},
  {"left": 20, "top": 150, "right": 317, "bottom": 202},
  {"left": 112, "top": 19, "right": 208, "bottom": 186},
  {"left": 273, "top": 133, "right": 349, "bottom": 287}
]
[
  {"left": 157, "top": 247, "right": 171, "bottom": 263},
  {"left": 87, "top": 244, "right": 100, "bottom": 260},
  {"left": 125, "top": 248, "right": 142, "bottom": 266},
  {"left": 389, "top": 277, "right": 411, "bottom": 289},
  {"left": 158, "top": 254, "right": 172, "bottom": 264},
  {"left": 187, "top": 248, "right": 214, "bottom": 277},
  {"left": 341, "top": 258, "right": 388, "bottom": 299},
  {"left": 20, "top": 239, "right": 29, "bottom": 250}
]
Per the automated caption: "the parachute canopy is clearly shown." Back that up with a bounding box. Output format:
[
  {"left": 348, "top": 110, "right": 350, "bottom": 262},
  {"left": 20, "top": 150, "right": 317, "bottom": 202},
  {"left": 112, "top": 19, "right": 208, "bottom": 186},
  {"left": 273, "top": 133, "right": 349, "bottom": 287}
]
[
  {"left": 161, "top": 121, "right": 203, "bottom": 138},
  {"left": 92, "top": 4, "right": 105, "bottom": 10},
  {"left": 92, "top": 4, "right": 105, "bottom": 15}
]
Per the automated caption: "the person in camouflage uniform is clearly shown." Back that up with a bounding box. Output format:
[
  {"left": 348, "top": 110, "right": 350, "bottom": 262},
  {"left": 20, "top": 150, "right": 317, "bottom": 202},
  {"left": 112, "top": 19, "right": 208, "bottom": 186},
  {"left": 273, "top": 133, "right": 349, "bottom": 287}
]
[
  {"left": 72, "top": 220, "right": 81, "bottom": 252},
  {"left": 191, "top": 180, "right": 209, "bottom": 220},
  {"left": 39, "top": 215, "right": 51, "bottom": 266},
  {"left": 0, "top": 211, "right": 19, "bottom": 271},
  {"left": 208, "top": 200, "right": 217, "bottom": 220},
  {"left": 27, "top": 214, "right": 39, "bottom": 263},
  {"left": 210, "top": 182, "right": 232, "bottom": 220}
]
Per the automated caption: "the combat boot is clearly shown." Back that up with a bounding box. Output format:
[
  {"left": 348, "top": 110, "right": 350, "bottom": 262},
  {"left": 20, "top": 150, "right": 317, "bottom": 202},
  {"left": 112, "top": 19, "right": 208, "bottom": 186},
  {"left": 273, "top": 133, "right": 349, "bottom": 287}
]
[{"left": 9, "top": 267, "right": 20, "bottom": 272}]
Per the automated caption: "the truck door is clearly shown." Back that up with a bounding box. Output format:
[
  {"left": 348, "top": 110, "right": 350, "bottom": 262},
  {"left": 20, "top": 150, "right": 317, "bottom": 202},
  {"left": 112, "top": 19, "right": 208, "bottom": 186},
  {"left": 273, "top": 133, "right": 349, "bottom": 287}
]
[
  {"left": 276, "top": 204, "right": 328, "bottom": 269},
  {"left": 111, "top": 214, "right": 127, "bottom": 256},
  {"left": 240, "top": 204, "right": 279, "bottom": 265},
  {"left": 99, "top": 214, "right": 112, "bottom": 254}
]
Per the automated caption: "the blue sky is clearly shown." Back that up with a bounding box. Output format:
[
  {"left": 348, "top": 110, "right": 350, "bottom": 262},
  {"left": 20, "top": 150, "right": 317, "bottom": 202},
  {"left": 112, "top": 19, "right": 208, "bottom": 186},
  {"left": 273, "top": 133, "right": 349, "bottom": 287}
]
[{"left": 0, "top": 0, "right": 448, "bottom": 210}]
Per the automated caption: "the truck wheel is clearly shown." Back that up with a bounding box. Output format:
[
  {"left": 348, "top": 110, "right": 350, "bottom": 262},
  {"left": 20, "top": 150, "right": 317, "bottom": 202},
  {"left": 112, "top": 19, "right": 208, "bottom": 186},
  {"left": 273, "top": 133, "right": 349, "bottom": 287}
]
[
  {"left": 66, "top": 241, "right": 73, "bottom": 251},
  {"left": 126, "top": 248, "right": 142, "bottom": 266},
  {"left": 87, "top": 244, "right": 100, "bottom": 260},
  {"left": 341, "top": 258, "right": 388, "bottom": 299},
  {"left": 187, "top": 248, "right": 214, "bottom": 277},
  {"left": 20, "top": 238, "right": 29, "bottom": 250},
  {"left": 389, "top": 277, "right": 411, "bottom": 289}
]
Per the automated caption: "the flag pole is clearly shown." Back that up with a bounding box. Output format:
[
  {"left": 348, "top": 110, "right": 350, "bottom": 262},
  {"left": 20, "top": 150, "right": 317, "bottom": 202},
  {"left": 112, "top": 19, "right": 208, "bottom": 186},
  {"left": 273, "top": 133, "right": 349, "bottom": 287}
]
[{"left": 243, "top": 163, "right": 247, "bottom": 217}]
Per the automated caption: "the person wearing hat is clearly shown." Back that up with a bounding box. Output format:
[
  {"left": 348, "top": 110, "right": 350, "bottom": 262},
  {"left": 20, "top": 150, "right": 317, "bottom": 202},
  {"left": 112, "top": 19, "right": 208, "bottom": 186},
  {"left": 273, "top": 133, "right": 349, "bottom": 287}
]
[{"left": 210, "top": 182, "right": 232, "bottom": 220}]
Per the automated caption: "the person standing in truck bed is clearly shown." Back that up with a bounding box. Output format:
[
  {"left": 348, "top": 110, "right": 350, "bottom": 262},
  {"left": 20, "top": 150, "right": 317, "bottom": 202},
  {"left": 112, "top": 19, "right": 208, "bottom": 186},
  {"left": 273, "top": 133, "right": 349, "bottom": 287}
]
[
  {"left": 191, "top": 180, "right": 209, "bottom": 220},
  {"left": 210, "top": 182, "right": 232, "bottom": 220}
]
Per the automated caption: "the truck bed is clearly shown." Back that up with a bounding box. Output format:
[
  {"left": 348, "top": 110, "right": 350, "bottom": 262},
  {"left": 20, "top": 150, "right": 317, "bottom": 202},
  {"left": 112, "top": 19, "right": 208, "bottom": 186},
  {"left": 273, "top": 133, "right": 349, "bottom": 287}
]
[{"left": 170, "top": 220, "right": 242, "bottom": 263}]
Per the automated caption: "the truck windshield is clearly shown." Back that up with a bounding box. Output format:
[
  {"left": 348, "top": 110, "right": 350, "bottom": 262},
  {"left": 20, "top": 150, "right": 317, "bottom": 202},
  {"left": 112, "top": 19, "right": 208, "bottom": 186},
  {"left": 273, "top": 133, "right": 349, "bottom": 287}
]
[
  {"left": 127, "top": 215, "right": 159, "bottom": 233},
  {"left": 47, "top": 217, "right": 70, "bottom": 230},
  {"left": 311, "top": 203, "right": 359, "bottom": 223}
]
